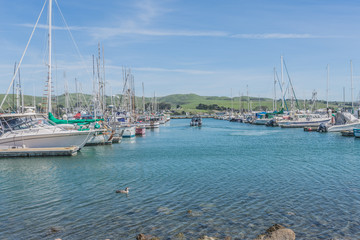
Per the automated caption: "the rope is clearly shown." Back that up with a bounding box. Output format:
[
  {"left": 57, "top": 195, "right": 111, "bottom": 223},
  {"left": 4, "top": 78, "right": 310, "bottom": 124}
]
[
  {"left": 0, "top": 0, "right": 48, "bottom": 111},
  {"left": 54, "top": 0, "right": 92, "bottom": 79}
]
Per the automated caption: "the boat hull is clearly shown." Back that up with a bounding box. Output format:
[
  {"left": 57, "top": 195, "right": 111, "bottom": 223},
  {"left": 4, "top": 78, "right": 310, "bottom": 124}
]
[
  {"left": 0, "top": 131, "right": 92, "bottom": 150},
  {"left": 328, "top": 123, "right": 360, "bottom": 132},
  {"left": 353, "top": 129, "right": 360, "bottom": 137},
  {"left": 279, "top": 119, "right": 330, "bottom": 128},
  {"left": 122, "top": 126, "right": 136, "bottom": 138}
]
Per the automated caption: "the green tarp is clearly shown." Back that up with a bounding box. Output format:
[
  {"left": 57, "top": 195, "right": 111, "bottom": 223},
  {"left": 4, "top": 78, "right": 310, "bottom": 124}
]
[{"left": 48, "top": 112, "right": 104, "bottom": 124}]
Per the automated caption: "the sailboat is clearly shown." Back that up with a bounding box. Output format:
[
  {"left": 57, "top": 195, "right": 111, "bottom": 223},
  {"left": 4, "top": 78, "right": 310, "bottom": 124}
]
[{"left": 0, "top": 0, "right": 94, "bottom": 150}]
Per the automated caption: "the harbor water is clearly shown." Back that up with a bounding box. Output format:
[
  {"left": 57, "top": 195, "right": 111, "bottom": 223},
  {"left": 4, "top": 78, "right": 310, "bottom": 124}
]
[{"left": 1, "top": 118, "right": 360, "bottom": 239}]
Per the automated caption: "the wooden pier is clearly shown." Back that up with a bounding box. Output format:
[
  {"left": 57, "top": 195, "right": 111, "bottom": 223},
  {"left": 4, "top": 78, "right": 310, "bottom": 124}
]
[{"left": 0, "top": 146, "right": 79, "bottom": 157}]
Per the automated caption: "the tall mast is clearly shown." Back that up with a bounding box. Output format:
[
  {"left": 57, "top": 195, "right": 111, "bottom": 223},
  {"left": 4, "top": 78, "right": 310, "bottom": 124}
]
[
  {"left": 281, "top": 55, "right": 284, "bottom": 109},
  {"left": 273, "top": 67, "right": 277, "bottom": 111},
  {"left": 343, "top": 87, "right": 345, "bottom": 109},
  {"left": 47, "top": 0, "right": 52, "bottom": 113},
  {"left": 238, "top": 91, "right": 241, "bottom": 113},
  {"left": 19, "top": 68, "right": 22, "bottom": 113},
  {"left": 75, "top": 78, "right": 78, "bottom": 111},
  {"left": 326, "top": 64, "right": 329, "bottom": 108},
  {"left": 247, "top": 85, "right": 249, "bottom": 112},
  {"left": 16, "top": 69, "right": 20, "bottom": 112},
  {"left": 231, "top": 88, "right": 233, "bottom": 116},
  {"left": 13, "top": 62, "right": 16, "bottom": 111},
  {"left": 102, "top": 45, "right": 106, "bottom": 114},
  {"left": 97, "top": 43, "right": 101, "bottom": 114},
  {"left": 351, "top": 60, "right": 353, "bottom": 111},
  {"left": 33, "top": 86, "right": 36, "bottom": 109},
  {"left": 142, "top": 82, "right": 145, "bottom": 114}
]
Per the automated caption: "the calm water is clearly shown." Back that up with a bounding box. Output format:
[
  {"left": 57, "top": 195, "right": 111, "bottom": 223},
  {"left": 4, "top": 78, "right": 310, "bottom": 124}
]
[{"left": 1, "top": 119, "right": 360, "bottom": 239}]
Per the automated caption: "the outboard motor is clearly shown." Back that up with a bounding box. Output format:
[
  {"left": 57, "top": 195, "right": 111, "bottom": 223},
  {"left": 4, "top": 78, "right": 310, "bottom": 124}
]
[
  {"left": 266, "top": 119, "right": 275, "bottom": 127},
  {"left": 246, "top": 116, "right": 253, "bottom": 123},
  {"left": 317, "top": 123, "right": 327, "bottom": 133}
]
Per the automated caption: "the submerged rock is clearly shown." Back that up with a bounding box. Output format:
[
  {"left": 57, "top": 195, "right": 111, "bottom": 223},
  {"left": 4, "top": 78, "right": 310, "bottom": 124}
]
[
  {"left": 197, "top": 236, "right": 218, "bottom": 240},
  {"left": 156, "top": 206, "right": 173, "bottom": 215},
  {"left": 254, "top": 224, "right": 295, "bottom": 240},
  {"left": 50, "top": 226, "right": 61, "bottom": 233},
  {"left": 174, "top": 232, "right": 185, "bottom": 239},
  {"left": 266, "top": 224, "right": 284, "bottom": 233},
  {"left": 136, "top": 233, "right": 159, "bottom": 240}
]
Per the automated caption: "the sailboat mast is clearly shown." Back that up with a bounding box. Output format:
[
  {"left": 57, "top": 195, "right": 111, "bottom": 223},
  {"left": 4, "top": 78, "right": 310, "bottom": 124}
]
[
  {"left": 231, "top": 88, "right": 233, "bottom": 116},
  {"left": 247, "top": 85, "right": 249, "bottom": 112},
  {"left": 47, "top": 0, "right": 52, "bottom": 113},
  {"left": 142, "top": 82, "right": 145, "bottom": 114},
  {"left": 281, "top": 56, "right": 284, "bottom": 109},
  {"left": 238, "top": 91, "right": 241, "bottom": 113},
  {"left": 351, "top": 60, "right": 353, "bottom": 111},
  {"left": 13, "top": 62, "right": 16, "bottom": 111},
  {"left": 102, "top": 45, "right": 106, "bottom": 114},
  {"left": 274, "top": 67, "right": 276, "bottom": 111},
  {"left": 326, "top": 64, "right": 329, "bottom": 108},
  {"left": 19, "top": 68, "right": 23, "bottom": 113}
]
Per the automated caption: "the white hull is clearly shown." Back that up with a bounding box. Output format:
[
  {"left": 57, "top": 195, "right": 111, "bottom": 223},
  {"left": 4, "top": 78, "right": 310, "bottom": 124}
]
[
  {"left": 122, "top": 126, "right": 136, "bottom": 138},
  {"left": 252, "top": 119, "right": 270, "bottom": 125},
  {"left": 0, "top": 130, "right": 91, "bottom": 150},
  {"left": 279, "top": 119, "right": 330, "bottom": 128},
  {"left": 328, "top": 123, "right": 360, "bottom": 132}
]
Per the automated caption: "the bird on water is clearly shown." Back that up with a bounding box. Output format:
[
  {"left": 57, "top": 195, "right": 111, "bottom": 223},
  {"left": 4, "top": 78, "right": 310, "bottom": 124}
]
[{"left": 116, "top": 187, "right": 129, "bottom": 194}]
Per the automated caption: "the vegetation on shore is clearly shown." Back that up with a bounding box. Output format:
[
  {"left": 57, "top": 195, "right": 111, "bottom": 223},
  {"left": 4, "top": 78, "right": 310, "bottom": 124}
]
[{"left": 0, "top": 93, "right": 350, "bottom": 115}]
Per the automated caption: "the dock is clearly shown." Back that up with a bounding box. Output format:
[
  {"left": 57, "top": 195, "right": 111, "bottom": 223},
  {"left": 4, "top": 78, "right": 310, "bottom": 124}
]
[
  {"left": 0, "top": 146, "right": 79, "bottom": 157},
  {"left": 304, "top": 127, "right": 318, "bottom": 132},
  {"left": 341, "top": 130, "right": 354, "bottom": 137},
  {"left": 171, "top": 116, "right": 213, "bottom": 119}
]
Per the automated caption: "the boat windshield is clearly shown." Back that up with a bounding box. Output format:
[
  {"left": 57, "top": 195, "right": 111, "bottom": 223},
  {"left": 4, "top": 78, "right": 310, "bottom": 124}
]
[{"left": 0, "top": 115, "right": 49, "bottom": 133}]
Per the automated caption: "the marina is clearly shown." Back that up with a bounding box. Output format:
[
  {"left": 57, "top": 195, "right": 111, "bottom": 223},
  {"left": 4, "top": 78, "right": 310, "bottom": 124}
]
[
  {"left": 1, "top": 0, "right": 360, "bottom": 239},
  {"left": 1, "top": 118, "right": 360, "bottom": 239}
]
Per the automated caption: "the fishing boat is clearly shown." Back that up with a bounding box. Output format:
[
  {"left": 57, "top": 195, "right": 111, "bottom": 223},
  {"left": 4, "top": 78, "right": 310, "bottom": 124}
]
[
  {"left": 278, "top": 114, "right": 330, "bottom": 128},
  {"left": 190, "top": 116, "right": 202, "bottom": 126},
  {"left": 121, "top": 125, "right": 136, "bottom": 138},
  {"left": 135, "top": 126, "right": 146, "bottom": 136}
]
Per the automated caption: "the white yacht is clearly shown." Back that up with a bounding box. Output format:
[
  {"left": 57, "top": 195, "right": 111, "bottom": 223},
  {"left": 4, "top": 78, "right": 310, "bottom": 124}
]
[{"left": 0, "top": 113, "right": 93, "bottom": 150}]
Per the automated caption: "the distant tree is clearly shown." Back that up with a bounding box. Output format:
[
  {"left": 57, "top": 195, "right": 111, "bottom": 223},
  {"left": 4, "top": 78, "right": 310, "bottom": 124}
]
[{"left": 158, "top": 102, "right": 171, "bottom": 110}]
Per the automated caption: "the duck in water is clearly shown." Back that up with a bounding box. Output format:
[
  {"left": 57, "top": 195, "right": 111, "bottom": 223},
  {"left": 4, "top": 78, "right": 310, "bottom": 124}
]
[{"left": 116, "top": 187, "right": 129, "bottom": 194}]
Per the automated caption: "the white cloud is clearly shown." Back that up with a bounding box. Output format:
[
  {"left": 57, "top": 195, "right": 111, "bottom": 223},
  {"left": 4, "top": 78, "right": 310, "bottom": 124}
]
[
  {"left": 18, "top": 23, "right": 84, "bottom": 31},
  {"left": 132, "top": 67, "right": 215, "bottom": 74},
  {"left": 231, "top": 33, "right": 319, "bottom": 39},
  {"left": 107, "top": 65, "right": 214, "bottom": 75}
]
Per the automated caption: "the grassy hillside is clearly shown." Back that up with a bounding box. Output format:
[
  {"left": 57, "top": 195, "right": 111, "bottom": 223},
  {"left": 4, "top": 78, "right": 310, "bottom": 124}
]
[{"left": 0, "top": 93, "right": 349, "bottom": 114}]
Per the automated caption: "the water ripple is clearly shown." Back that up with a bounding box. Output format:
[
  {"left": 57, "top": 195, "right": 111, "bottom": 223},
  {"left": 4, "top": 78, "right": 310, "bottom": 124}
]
[{"left": 1, "top": 119, "right": 360, "bottom": 239}]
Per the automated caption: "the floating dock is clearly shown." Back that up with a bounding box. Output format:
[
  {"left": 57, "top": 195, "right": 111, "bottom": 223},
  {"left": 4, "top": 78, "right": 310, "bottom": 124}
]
[
  {"left": 341, "top": 130, "right": 354, "bottom": 137},
  {"left": 0, "top": 146, "right": 79, "bottom": 157},
  {"left": 304, "top": 127, "right": 318, "bottom": 132}
]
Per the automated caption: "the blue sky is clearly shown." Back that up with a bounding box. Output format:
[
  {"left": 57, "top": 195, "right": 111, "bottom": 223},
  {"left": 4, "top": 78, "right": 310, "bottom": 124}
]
[{"left": 0, "top": 0, "right": 360, "bottom": 101}]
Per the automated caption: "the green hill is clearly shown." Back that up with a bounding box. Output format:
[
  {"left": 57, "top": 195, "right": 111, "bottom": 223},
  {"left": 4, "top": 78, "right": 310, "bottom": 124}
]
[{"left": 0, "top": 93, "right": 347, "bottom": 114}]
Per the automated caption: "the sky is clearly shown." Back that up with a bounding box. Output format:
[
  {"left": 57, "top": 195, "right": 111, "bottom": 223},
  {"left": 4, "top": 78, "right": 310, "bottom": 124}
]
[{"left": 0, "top": 0, "right": 360, "bottom": 101}]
